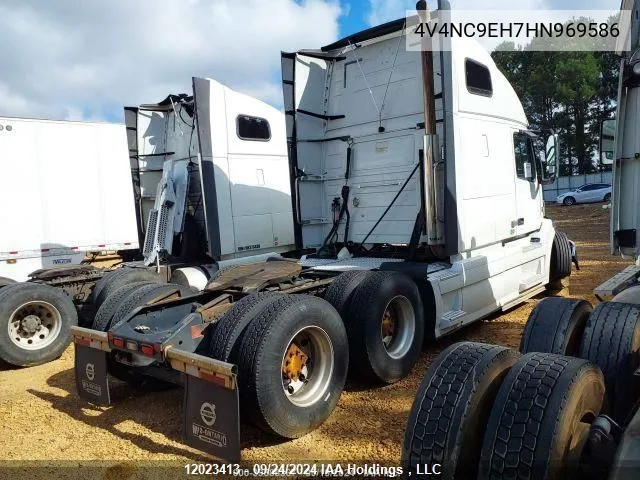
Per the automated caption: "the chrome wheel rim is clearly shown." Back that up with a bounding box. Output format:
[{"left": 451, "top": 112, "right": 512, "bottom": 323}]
[
  {"left": 281, "top": 326, "right": 334, "bottom": 407},
  {"left": 8, "top": 301, "right": 62, "bottom": 350},
  {"left": 380, "top": 295, "right": 416, "bottom": 359}
]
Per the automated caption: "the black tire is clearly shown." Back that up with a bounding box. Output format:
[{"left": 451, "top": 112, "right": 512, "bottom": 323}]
[
  {"left": 345, "top": 271, "right": 424, "bottom": 384},
  {"left": 109, "top": 283, "right": 191, "bottom": 330},
  {"left": 520, "top": 297, "right": 592, "bottom": 356},
  {"left": 563, "top": 196, "right": 576, "bottom": 206},
  {"left": 0, "top": 276, "right": 16, "bottom": 289},
  {"left": 323, "top": 270, "right": 375, "bottom": 319},
  {"left": 92, "top": 268, "right": 162, "bottom": 310},
  {"left": 550, "top": 231, "right": 572, "bottom": 282},
  {"left": 604, "top": 193, "right": 611, "bottom": 202},
  {"left": 91, "top": 281, "right": 155, "bottom": 332},
  {"left": 611, "top": 285, "right": 640, "bottom": 305},
  {"left": 479, "top": 352, "right": 605, "bottom": 480},
  {"left": 0, "top": 283, "right": 77, "bottom": 366},
  {"left": 208, "top": 292, "right": 281, "bottom": 362},
  {"left": 402, "top": 342, "right": 520, "bottom": 479},
  {"left": 237, "top": 294, "right": 348, "bottom": 438},
  {"left": 579, "top": 302, "right": 640, "bottom": 422}
]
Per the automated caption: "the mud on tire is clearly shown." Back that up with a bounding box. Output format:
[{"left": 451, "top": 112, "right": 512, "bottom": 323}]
[
  {"left": 479, "top": 352, "right": 605, "bottom": 480},
  {"left": 0, "top": 283, "right": 77, "bottom": 366},
  {"left": 237, "top": 294, "right": 348, "bottom": 438},
  {"left": 402, "top": 342, "right": 520, "bottom": 479}
]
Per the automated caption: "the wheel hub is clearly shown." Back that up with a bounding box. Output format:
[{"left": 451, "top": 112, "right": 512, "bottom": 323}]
[
  {"left": 381, "top": 308, "right": 396, "bottom": 347},
  {"left": 282, "top": 343, "right": 308, "bottom": 382},
  {"left": 280, "top": 326, "right": 334, "bottom": 407},
  {"left": 21, "top": 315, "right": 42, "bottom": 334},
  {"left": 8, "top": 301, "right": 62, "bottom": 350}
]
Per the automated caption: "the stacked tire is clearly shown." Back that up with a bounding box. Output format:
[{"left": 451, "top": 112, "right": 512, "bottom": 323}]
[{"left": 402, "top": 296, "right": 640, "bottom": 479}]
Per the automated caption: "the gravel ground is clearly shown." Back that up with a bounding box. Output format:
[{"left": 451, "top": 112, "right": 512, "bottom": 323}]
[{"left": 0, "top": 203, "right": 629, "bottom": 475}]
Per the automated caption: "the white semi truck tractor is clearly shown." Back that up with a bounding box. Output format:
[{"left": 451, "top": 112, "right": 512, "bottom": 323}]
[
  {"left": 70, "top": 4, "right": 573, "bottom": 462},
  {"left": 0, "top": 78, "right": 295, "bottom": 367},
  {"left": 403, "top": 2, "right": 640, "bottom": 478}
]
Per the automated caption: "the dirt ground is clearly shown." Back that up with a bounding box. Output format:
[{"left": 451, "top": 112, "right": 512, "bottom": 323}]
[{"left": 0, "top": 203, "right": 630, "bottom": 475}]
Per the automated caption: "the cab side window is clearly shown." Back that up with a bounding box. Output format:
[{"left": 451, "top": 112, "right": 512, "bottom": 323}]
[
  {"left": 237, "top": 115, "right": 271, "bottom": 141},
  {"left": 513, "top": 133, "right": 533, "bottom": 179}
]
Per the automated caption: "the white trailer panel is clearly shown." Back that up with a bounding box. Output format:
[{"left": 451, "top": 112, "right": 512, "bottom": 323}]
[{"left": 0, "top": 117, "right": 138, "bottom": 281}]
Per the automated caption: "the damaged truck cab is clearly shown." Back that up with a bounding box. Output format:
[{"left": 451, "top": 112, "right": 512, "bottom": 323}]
[{"left": 72, "top": 11, "right": 570, "bottom": 463}]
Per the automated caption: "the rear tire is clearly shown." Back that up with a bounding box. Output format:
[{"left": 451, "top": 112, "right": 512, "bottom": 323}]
[
  {"left": 479, "top": 353, "right": 605, "bottom": 480},
  {"left": 604, "top": 193, "right": 611, "bottom": 202},
  {"left": 91, "top": 281, "right": 154, "bottom": 332},
  {"left": 237, "top": 294, "right": 348, "bottom": 438},
  {"left": 92, "top": 268, "right": 162, "bottom": 310},
  {"left": 209, "top": 292, "right": 280, "bottom": 362},
  {"left": 550, "top": 231, "right": 572, "bottom": 282},
  {"left": 323, "top": 270, "right": 375, "bottom": 319},
  {"left": 0, "top": 276, "right": 16, "bottom": 289},
  {"left": 579, "top": 301, "right": 640, "bottom": 422},
  {"left": 345, "top": 271, "right": 424, "bottom": 384},
  {"left": 520, "top": 297, "right": 591, "bottom": 356},
  {"left": 402, "top": 342, "right": 520, "bottom": 479},
  {"left": 109, "top": 283, "right": 191, "bottom": 330},
  {"left": 0, "top": 283, "right": 77, "bottom": 366}
]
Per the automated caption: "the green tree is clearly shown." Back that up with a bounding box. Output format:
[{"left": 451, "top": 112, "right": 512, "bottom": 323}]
[{"left": 492, "top": 17, "right": 619, "bottom": 175}]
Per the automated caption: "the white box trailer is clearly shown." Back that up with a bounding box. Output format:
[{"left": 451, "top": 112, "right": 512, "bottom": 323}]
[{"left": 0, "top": 117, "right": 139, "bottom": 282}]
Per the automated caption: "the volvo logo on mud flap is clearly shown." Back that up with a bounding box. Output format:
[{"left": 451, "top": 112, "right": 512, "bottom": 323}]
[
  {"left": 200, "top": 402, "right": 216, "bottom": 427},
  {"left": 85, "top": 363, "right": 95, "bottom": 381},
  {"left": 184, "top": 375, "right": 241, "bottom": 461},
  {"left": 74, "top": 345, "right": 110, "bottom": 406}
]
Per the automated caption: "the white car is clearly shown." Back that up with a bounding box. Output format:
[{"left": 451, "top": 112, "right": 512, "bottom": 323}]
[{"left": 556, "top": 183, "right": 612, "bottom": 205}]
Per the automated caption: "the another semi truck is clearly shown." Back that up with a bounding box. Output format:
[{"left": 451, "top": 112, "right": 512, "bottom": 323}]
[
  {"left": 70, "top": 4, "right": 572, "bottom": 462},
  {"left": 0, "top": 80, "right": 295, "bottom": 367},
  {"left": 403, "top": 1, "right": 640, "bottom": 478}
]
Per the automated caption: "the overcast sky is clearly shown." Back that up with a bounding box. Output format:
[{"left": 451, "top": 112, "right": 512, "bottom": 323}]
[{"left": 0, "top": 0, "right": 622, "bottom": 122}]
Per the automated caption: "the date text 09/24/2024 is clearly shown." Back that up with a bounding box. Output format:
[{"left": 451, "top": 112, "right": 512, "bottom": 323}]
[{"left": 183, "top": 463, "right": 443, "bottom": 477}]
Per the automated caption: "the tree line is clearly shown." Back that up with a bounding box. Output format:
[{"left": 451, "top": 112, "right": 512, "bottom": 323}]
[{"left": 491, "top": 18, "right": 619, "bottom": 176}]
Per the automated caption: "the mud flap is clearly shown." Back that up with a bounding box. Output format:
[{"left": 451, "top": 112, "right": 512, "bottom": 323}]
[
  {"left": 183, "top": 374, "right": 241, "bottom": 461},
  {"left": 74, "top": 345, "right": 111, "bottom": 406}
]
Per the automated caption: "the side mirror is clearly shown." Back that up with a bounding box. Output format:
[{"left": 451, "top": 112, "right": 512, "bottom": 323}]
[
  {"left": 539, "top": 134, "right": 559, "bottom": 185},
  {"left": 600, "top": 119, "right": 615, "bottom": 166}
]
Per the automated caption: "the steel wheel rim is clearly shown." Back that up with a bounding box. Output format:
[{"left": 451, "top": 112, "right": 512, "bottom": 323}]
[
  {"left": 8, "top": 301, "right": 62, "bottom": 350},
  {"left": 380, "top": 295, "right": 416, "bottom": 359},
  {"left": 281, "top": 326, "right": 334, "bottom": 408}
]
